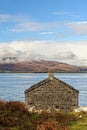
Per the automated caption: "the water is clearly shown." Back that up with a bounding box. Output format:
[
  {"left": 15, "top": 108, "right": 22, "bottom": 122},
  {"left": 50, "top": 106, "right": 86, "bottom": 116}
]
[{"left": 0, "top": 73, "right": 87, "bottom": 106}]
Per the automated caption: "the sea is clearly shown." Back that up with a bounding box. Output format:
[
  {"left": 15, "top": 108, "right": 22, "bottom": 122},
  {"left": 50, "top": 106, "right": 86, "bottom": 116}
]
[{"left": 0, "top": 73, "right": 87, "bottom": 106}]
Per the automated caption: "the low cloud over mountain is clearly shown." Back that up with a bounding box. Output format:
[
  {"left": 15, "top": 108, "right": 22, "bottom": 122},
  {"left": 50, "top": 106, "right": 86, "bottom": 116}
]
[{"left": 0, "top": 40, "right": 87, "bottom": 66}]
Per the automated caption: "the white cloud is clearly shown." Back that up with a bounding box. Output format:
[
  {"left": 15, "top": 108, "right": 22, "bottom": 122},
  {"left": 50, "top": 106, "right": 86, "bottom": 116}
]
[
  {"left": 0, "top": 14, "right": 10, "bottom": 22},
  {"left": 40, "top": 32, "right": 55, "bottom": 35},
  {"left": 0, "top": 14, "right": 58, "bottom": 32},
  {"left": 54, "top": 51, "right": 77, "bottom": 60},
  {"left": 1, "top": 13, "right": 87, "bottom": 40},
  {"left": 12, "top": 22, "right": 58, "bottom": 32},
  {"left": 0, "top": 14, "right": 28, "bottom": 23},
  {"left": 52, "top": 11, "right": 79, "bottom": 18},
  {"left": 52, "top": 51, "right": 86, "bottom": 66},
  {"left": 0, "top": 40, "right": 87, "bottom": 66},
  {"left": 67, "top": 21, "right": 87, "bottom": 35}
]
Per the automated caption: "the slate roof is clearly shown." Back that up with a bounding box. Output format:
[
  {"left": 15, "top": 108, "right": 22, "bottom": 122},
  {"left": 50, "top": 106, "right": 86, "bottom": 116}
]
[{"left": 25, "top": 75, "right": 79, "bottom": 94}]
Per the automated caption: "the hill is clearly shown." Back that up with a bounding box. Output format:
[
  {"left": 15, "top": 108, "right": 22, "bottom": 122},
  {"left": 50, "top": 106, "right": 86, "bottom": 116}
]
[{"left": 0, "top": 60, "right": 86, "bottom": 73}]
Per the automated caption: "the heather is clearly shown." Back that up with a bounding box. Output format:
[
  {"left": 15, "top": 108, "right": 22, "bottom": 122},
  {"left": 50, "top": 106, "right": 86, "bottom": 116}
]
[{"left": 0, "top": 100, "right": 87, "bottom": 130}]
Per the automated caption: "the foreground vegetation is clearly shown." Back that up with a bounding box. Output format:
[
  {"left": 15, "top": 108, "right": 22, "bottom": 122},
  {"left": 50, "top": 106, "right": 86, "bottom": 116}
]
[{"left": 0, "top": 100, "right": 87, "bottom": 130}]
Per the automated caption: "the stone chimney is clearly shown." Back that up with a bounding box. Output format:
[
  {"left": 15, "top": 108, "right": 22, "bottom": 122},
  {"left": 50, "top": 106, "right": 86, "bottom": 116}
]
[
  {"left": 48, "top": 69, "right": 55, "bottom": 79},
  {"left": 48, "top": 72, "right": 54, "bottom": 79}
]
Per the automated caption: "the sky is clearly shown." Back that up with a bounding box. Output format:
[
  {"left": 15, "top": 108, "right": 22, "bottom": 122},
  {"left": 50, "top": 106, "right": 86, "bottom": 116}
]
[{"left": 0, "top": 0, "right": 87, "bottom": 66}]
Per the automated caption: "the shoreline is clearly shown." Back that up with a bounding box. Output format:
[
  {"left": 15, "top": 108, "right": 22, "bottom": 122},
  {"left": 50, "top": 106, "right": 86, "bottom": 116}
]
[{"left": 0, "top": 71, "right": 87, "bottom": 73}]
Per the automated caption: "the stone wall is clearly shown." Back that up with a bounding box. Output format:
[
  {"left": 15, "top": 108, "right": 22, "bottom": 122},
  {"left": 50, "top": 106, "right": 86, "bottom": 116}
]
[{"left": 25, "top": 78, "right": 78, "bottom": 112}]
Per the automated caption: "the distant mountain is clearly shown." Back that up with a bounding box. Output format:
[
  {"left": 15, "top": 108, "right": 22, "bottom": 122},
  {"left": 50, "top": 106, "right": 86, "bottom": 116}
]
[{"left": 0, "top": 60, "right": 86, "bottom": 73}]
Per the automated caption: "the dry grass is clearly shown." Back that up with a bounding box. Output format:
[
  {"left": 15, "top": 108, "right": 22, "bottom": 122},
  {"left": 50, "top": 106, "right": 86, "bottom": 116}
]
[{"left": 0, "top": 100, "right": 87, "bottom": 130}]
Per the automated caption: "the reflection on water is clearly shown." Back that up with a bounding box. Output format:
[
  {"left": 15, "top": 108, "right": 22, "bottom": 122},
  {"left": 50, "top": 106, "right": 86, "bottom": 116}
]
[{"left": 0, "top": 73, "right": 87, "bottom": 106}]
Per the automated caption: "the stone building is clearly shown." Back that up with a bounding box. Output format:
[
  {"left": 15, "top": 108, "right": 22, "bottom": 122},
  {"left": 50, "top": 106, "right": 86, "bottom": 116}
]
[{"left": 25, "top": 73, "right": 79, "bottom": 112}]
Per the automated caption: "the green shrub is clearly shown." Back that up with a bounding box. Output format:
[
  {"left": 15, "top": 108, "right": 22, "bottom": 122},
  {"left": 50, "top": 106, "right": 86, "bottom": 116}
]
[{"left": 0, "top": 100, "right": 87, "bottom": 130}]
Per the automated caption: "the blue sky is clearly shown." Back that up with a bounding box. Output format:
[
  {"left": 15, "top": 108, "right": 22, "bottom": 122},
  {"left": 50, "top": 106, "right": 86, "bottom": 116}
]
[{"left": 0, "top": 0, "right": 87, "bottom": 65}]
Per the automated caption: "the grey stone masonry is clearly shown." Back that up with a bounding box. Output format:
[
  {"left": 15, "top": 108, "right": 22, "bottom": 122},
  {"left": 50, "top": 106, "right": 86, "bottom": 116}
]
[{"left": 25, "top": 73, "right": 79, "bottom": 112}]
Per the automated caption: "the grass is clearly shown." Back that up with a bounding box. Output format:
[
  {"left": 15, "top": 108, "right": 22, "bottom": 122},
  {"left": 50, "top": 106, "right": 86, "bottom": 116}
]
[
  {"left": 0, "top": 100, "right": 87, "bottom": 130},
  {"left": 69, "top": 116, "right": 87, "bottom": 130}
]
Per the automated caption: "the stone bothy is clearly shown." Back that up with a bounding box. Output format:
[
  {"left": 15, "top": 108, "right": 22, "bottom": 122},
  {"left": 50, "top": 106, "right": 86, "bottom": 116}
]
[{"left": 25, "top": 73, "right": 79, "bottom": 112}]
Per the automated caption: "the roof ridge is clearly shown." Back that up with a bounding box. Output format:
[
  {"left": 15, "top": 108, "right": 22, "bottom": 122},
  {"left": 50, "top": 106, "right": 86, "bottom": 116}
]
[
  {"left": 25, "top": 77, "right": 51, "bottom": 93},
  {"left": 54, "top": 77, "right": 79, "bottom": 93},
  {"left": 25, "top": 76, "right": 79, "bottom": 93}
]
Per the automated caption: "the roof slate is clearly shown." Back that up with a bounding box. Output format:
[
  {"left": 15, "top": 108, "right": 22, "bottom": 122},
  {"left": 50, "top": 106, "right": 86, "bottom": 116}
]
[{"left": 25, "top": 76, "right": 79, "bottom": 94}]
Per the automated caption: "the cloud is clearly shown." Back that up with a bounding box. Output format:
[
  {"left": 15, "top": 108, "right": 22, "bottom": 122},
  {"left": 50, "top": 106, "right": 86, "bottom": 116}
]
[
  {"left": 40, "top": 32, "right": 55, "bottom": 35},
  {"left": 52, "top": 51, "right": 85, "bottom": 66},
  {"left": 0, "top": 14, "right": 10, "bottom": 22},
  {"left": 0, "top": 40, "right": 87, "bottom": 65},
  {"left": 67, "top": 21, "right": 87, "bottom": 35},
  {"left": 0, "top": 14, "right": 27, "bottom": 23},
  {"left": 52, "top": 11, "right": 79, "bottom": 18},
  {"left": 11, "top": 22, "right": 58, "bottom": 32},
  {"left": 0, "top": 14, "right": 58, "bottom": 32},
  {"left": 54, "top": 51, "right": 77, "bottom": 60},
  {"left": 0, "top": 13, "right": 87, "bottom": 40}
]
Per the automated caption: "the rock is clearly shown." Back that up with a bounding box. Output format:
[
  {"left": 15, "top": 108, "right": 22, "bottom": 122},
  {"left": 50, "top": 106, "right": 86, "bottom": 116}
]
[
  {"left": 74, "top": 106, "right": 87, "bottom": 112},
  {"left": 28, "top": 106, "right": 35, "bottom": 112}
]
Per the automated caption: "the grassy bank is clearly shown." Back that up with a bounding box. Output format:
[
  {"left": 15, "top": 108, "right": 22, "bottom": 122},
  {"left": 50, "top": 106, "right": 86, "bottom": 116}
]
[{"left": 0, "top": 100, "right": 87, "bottom": 130}]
